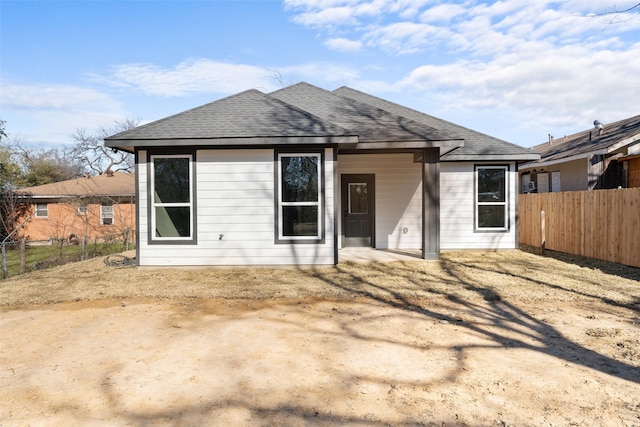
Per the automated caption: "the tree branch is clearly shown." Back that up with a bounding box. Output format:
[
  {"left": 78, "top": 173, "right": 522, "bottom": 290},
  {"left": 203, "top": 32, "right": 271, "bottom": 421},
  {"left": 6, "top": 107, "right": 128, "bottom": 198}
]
[{"left": 594, "top": 2, "right": 640, "bottom": 15}]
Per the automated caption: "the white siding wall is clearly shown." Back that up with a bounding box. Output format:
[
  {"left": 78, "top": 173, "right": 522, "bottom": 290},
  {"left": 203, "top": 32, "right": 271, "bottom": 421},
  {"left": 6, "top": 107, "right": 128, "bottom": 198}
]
[
  {"left": 137, "top": 148, "right": 335, "bottom": 266},
  {"left": 440, "top": 162, "right": 518, "bottom": 249},
  {"left": 338, "top": 153, "right": 422, "bottom": 250},
  {"left": 136, "top": 151, "right": 520, "bottom": 265}
]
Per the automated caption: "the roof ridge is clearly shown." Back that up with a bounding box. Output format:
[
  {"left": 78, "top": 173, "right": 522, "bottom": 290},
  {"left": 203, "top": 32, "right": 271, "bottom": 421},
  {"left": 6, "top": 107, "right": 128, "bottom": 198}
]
[
  {"left": 269, "top": 81, "right": 324, "bottom": 96},
  {"left": 273, "top": 83, "right": 455, "bottom": 142},
  {"left": 262, "top": 87, "right": 353, "bottom": 136},
  {"left": 332, "top": 86, "right": 457, "bottom": 141},
  {"left": 334, "top": 86, "right": 515, "bottom": 144}
]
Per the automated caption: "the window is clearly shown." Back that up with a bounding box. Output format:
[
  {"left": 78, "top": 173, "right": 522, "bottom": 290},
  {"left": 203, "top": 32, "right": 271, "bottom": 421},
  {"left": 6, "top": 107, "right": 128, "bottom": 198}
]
[
  {"left": 475, "top": 165, "right": 508, "bottom": 231},
  {"left": 100, "top": 203, "right": 114, "bottom": 225},
  {"left": 276, "top": 152, "right": 323, "bottom": 242},
  {"left": 150, "top": 154, "right": 195, "bottom": 242},
  {"left": 348, "top": 183, "right": 368, "bottom": 214},
  {"left": 35, "top": 203, "right": 48, "bottom": 218},
  {"left": 78, "top": 204, "right": 88, "bottom": 215}
]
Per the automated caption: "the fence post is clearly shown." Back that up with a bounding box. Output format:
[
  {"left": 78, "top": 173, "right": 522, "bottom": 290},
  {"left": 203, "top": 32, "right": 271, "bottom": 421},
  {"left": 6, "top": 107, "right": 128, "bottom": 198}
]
[
  {"left": 540, "top": 210, "right": 546, "bottom": 255},
  {"left": 19, "top": 238, "right": 26, "bottom": 274},
  {"left": 1, "top": 243, "right": 6, "bottom": 279},
  {"left": 81, "top": 235, "right": 87, "bottom": 261}
]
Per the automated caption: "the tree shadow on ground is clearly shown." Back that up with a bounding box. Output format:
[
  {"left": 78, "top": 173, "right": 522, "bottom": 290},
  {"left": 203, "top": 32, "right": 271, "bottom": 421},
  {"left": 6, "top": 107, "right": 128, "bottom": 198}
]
[
  {"left": 520, "top": 245, "right": 640, "bottom": 282},
  {"left": 441, "top": 252, "right": 640, "bottom": 315},
  {"left": 304, "top": 258, "right": 640, "bottom": 385},
  {"left": 39, "top": 253, "right": 639, "bottom": 426}
]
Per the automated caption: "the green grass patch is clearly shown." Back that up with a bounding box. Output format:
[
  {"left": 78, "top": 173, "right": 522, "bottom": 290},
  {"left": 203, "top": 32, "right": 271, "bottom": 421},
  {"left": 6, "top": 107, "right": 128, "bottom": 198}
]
[{"left": 2, "top": 241, "right": 135, "bottom": 279}]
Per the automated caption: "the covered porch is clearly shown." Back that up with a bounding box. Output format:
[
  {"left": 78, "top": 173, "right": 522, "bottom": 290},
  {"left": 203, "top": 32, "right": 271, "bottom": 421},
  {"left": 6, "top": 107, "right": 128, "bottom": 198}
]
[{"left": 335, "top": 148, "right": 445, "bottom": 261}]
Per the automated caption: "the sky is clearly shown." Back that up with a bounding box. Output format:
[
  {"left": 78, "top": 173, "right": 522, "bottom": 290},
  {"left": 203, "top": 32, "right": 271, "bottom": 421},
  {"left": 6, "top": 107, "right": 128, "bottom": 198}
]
[{"left": 1, "top": 0, "right": 639, "bottom": 149}]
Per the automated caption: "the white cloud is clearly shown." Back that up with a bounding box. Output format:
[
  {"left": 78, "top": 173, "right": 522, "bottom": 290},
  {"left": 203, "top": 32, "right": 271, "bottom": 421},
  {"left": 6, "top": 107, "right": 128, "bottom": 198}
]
[
  {"left": 285, "top": 0, "right": 640, "bottom": 143},
  {"left": 17, "top": 110, "right": 125, "bottom": 146},
  {"left": 291, "top": 6, "right": 359, "bottom": 27},
  {"left": 286, "top": 0, "right": 640, "bottom": 54},
  {"left": 92, "top": 59, "right": 365, "bottom": 97},
  {"left": 396, "top": 0, "right": 434, "bottom": 19},
  {"left": 1, "top": 83, "right": 120, "bottom": 111},
  {"left": 363, "top": 21, "right": 443, "bottom": 54},
  {"left": 9, "top": 1, "right": 638, "bottom": 147},
  {"left": 324, "top": 37, "right": 363, "bottom": 51},
  {"left": 419, "top": 3, "right": 466, "bottom": 23},
  {"left": 397, "top": 40, "right": 640, "bottom": 140},
  {"left": 96, "top": 59, "right": 282, "bottom": 97},
  {"left": 281, "top": 62, "right": 362, "bottom": 85},
  {"left": 0, "top": 82, "right": 126, "bottom": 145},
  {"left": 284, "top": 0, "right": 433, "bottom": 27}
]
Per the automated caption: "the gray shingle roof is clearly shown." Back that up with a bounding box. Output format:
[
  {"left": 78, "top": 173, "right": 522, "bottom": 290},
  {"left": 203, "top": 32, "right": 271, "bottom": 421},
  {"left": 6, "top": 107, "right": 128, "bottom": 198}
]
[
  {"left": 332, "top": 86, "right": 539, "bottom": 161},
  {"left": 106, "top": 82, "right": 538, "bottom": 160},
  {"left": 270, "top": 83, "right": 454, "bottom": 143},
  {"left": 107, "top": 89, "right": 353, "bottom": 142},
  {"left": 526, "top": 114, "right": 640, "bottom": 164}
]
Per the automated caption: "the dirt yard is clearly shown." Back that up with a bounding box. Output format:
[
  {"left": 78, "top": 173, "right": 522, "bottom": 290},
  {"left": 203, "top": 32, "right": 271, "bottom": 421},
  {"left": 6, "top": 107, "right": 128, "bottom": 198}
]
[{"left": 1, "top": 250, "right": 639, "bottom": 426}]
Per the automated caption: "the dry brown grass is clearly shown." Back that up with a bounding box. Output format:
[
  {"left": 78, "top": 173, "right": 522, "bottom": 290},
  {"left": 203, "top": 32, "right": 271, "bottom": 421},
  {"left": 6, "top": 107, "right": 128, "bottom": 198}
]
[{"left": 1, "top": 249, "right": 638, "bottom": 308}]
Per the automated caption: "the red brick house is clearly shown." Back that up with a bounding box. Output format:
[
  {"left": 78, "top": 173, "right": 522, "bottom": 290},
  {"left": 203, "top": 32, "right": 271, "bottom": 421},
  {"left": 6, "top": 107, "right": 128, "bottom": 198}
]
[{"left": 16, "top": 171, "right": 135, "bottom": 244}]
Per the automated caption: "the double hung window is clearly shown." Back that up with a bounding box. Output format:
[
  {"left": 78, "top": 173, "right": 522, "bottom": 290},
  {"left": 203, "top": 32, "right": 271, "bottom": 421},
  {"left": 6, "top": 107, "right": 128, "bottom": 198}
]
[
  {"left": 150, "top": 154, "right": 195, "bottom": 243},
  {"left": 100, "top": 203, "right": 114, "bottom": 225},
  {"left": 35, "top": 203, "right": 48, "bottom": 218},
  {"left": 276, "top": 152, "right": 323, "bottom": 242},
  {"left": 475, "top": 165, "right": 508, "bottom": 231}
]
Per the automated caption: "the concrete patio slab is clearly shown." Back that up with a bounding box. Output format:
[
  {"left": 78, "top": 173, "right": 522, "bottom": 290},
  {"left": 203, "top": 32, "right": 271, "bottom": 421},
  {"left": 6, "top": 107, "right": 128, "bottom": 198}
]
[{"left": 338, "top": 247, "right": 426, "bottom": 263}]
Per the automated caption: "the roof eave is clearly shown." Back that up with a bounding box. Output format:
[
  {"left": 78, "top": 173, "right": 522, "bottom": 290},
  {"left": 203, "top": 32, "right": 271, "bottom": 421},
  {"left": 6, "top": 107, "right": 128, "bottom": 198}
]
[
  {"left": 604, "top": 133, "right": 640, "bottom": 154},
  {"left": 19, "top": 194, "right": 133, "bottom": 199},
  {"left": 352, "top": 139, "right": 464, "bottom": 152},
  {"left": 443, "top": 153, "right": 541, "bottom": 162},
  {"left": 105, "top": 135, "right": 359, "bottom": 149}
]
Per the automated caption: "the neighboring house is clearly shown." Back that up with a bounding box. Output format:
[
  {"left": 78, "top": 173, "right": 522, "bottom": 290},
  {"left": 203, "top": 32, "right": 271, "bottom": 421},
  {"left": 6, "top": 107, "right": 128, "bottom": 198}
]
[
  {"left": 105, "top": 82, "right": 538, "bottom": 267},
  {"left": 16, "top": 171, "right": 135, "bottom": 243},
  {"left": 519, "top": 115, "right": 640, "bottom": 193}
]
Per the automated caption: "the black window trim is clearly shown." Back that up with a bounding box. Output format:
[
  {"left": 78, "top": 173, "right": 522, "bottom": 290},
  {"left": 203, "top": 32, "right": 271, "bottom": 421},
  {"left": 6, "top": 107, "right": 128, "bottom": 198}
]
[
  {"left": 147, "top": 149, "right": 198, "bottom": 245},
  {"left": 274, "top": 148, "right": 326, "bottom": 244},
  {"left": 474, "top": 164, "right": 510, "bottom": 233}
]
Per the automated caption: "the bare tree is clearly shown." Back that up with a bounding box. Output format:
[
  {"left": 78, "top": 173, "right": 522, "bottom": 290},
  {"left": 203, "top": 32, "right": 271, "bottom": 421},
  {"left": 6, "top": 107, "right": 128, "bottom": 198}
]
[
  {"left": 0, "top": 190, "right": 30, "bottom": 242},
  {"left": 0, "top": 119, "right": 7, "bottom": 141},
  {"left": 4, "top": 137, "right": 83, "bottom": 187},
  {"left": 591, "top": 2, "right": 640, "bottom": 23},
  {"left": 69, "top": 119, "right": 138, "bottom": 174},
  {"left": 268, "top": 69, "right": 293, "bottom": 88},
  {"left": 1, "top": 143, "right": 21, "bottom": 192}
]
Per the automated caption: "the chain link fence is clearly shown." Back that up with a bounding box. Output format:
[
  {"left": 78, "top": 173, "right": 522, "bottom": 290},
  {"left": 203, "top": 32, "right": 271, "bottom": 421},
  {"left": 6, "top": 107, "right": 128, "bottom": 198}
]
[{"left": 1, "top": 231, "right": 135, "bottom": 280}]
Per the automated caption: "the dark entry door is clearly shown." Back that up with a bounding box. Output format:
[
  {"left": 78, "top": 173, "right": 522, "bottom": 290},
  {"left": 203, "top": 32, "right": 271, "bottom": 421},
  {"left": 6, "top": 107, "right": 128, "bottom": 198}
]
[{"left": 341, "top": 174, "right": 375, "bottom": 247}]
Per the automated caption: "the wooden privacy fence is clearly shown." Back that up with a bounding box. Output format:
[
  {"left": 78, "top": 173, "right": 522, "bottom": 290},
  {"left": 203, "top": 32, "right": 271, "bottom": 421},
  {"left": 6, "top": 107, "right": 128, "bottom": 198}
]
[{"left": 518, "top": 189, "right": 640, "bottom": 268}]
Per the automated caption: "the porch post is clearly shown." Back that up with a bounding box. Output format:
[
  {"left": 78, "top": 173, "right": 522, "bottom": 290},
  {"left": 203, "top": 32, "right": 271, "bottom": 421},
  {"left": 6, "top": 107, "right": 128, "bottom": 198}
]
[
  {"left": 422, "top": 148, "right": 440, "bottom": 260},
  {"left": 333, "top": 147, "right": 339, "bottom": 265}
]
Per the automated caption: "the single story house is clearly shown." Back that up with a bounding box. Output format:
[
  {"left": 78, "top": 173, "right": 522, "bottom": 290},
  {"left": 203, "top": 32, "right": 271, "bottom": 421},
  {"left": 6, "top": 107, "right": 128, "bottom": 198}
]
[
  {"left": 16, "top": 171, "right": 135, "bottom": 244},
  {"left": 105, "top": 83, "right": 539, "bottom": 266},
  {"left": 519, "top": 115, "right": 640, "bottom": 193}
]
